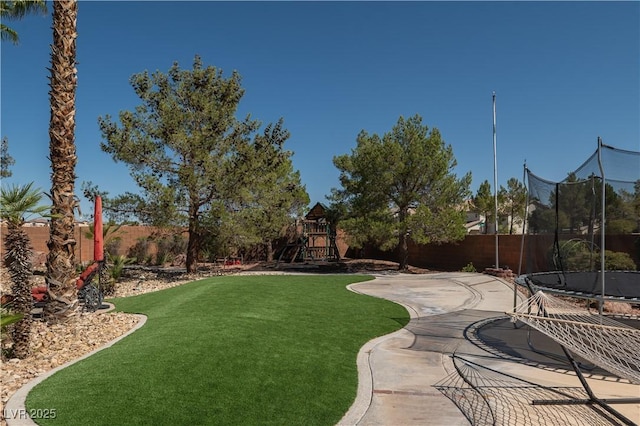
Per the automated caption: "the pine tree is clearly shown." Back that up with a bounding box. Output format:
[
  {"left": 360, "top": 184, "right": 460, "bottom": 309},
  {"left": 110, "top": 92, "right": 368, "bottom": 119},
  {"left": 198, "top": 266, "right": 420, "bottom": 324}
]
[{"left": 331, "top": 114, "right": 471, "bottom": 270}]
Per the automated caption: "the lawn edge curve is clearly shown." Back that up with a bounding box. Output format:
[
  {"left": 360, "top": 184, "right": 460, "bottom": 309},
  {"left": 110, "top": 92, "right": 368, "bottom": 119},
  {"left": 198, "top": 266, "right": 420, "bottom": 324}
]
[{"left": 5, "top": 312, "right": 148, "bottom": 426}]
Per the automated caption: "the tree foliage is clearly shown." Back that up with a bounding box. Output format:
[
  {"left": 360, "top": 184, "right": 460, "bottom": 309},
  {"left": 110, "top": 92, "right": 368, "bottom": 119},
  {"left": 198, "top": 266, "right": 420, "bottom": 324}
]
[
  {"left": 98, "top": 56, "right": 307, "bottom": 271},
  {"left": 0, "top": 0, "right": 47, "bottom": 44},
  {"left": 331, "top": 114, "right": 471, "bottom": 270},
  {"left": 527, "top": 172, "right": 640, "bottom": 236},
  {"left": 472, "top": 180, "right": 493, "bottom": 234},
  {"left": 498, "top": 177, "right": 526, "bottom": 234},
  {"left": 226, "top": 119, "right": 309, "bottom": 261},
  {"left": 1, "top": 137, "right": 15, "bottom": 178}
]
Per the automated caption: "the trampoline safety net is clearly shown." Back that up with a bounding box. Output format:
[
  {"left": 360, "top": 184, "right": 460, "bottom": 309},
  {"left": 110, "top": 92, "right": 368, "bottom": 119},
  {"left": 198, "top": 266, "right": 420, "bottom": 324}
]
[{"left": 521, "top": 141, "right": 640, "bottom": 300}]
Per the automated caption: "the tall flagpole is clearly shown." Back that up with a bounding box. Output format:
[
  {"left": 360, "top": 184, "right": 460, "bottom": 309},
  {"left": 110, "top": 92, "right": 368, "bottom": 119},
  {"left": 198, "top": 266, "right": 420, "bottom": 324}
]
[{"left": 492, "top": 92, "right": 499, "bottom": 269}]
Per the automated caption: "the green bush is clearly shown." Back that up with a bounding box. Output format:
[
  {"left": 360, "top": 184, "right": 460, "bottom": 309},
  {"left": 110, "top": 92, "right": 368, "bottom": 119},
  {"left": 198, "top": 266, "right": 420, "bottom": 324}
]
[
  {"left": 1, "top": 307, "right": 22, "bottom": 342},
  {"left": 461, "top": 262, "right": 477, "bottom": 273},
  {"left": 604, "top": 250, "right": 637, "bottom": 270},
  {"left": 552, "top": 240, "right": 637, "bottom": 271},
  {"left": 553, "top": 239, "right": 597, "bottom": 271},
  {"left": 1, "top": 304, "right": 23, "bottom": 359}
]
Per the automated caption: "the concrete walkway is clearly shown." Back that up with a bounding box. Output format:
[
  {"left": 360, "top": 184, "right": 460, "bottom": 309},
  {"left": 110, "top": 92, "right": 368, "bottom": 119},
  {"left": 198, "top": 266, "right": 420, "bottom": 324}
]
[{"left": 339, "top": 272, "right": 640, "bottom": 426}]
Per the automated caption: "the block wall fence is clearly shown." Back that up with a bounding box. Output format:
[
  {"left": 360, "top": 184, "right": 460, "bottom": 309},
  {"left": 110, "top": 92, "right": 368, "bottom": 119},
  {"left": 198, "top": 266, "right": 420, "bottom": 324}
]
[
  {"left": 352, "top": 234, "right": 640, "bottom": 273},
  {"left": 0, "top": 225, "right": 167, "bottom": 266},
  {"left": 1, "top": 224, "right": 638, "bottom": 273}
]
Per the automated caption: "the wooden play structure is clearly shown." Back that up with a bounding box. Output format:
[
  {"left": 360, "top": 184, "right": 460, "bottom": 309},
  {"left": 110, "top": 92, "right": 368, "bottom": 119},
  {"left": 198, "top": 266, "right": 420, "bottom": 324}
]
[{"left": 277, "top": 203, "right": 340, "bottom": 265}]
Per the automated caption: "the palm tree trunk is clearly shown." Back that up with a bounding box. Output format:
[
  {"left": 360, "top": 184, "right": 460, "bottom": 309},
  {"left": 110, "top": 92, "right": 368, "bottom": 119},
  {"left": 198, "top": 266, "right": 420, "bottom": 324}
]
[
  {"left": 45, "top": 0, "right": 79, "bottom": 320},
  {"left": 5, "top": 226, "right": 33, "bottom": 359}
]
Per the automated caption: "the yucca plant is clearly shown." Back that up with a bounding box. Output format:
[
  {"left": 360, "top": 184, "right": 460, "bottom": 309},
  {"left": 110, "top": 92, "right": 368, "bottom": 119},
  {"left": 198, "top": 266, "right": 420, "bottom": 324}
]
[
  {"left": 1, "top": 182, "right": 50, "bottom": 358},
  {"left": 108, "top": 254, "right": 135, "bottom": 282}
]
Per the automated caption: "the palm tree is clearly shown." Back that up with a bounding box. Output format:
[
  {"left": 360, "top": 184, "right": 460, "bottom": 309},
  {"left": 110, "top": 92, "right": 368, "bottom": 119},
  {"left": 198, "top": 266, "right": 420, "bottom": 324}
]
[
  {"left": 0, "top": 183, "right": 49, "bottom": 359},
  {"left": 45, "top": 0, "right": 79, "bottom": 320},
  {"left": 0, "top": 0, "right": 47, "bottom": 44}
]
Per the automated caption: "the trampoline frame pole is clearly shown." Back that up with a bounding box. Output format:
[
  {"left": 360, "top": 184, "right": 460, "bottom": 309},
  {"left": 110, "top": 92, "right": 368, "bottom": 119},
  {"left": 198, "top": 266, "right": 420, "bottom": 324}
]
[
  {"left": 516, "top": 163, "right": 529, "bottom": 312},
  {"left": 492, "top": 92, "right": 499, "bottom": 270}
]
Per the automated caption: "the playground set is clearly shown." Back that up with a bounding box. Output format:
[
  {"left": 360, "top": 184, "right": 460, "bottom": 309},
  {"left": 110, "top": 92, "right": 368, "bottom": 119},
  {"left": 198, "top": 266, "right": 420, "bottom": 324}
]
[{"left": 276, "top": 202, "right": 340, "bottom": 266}]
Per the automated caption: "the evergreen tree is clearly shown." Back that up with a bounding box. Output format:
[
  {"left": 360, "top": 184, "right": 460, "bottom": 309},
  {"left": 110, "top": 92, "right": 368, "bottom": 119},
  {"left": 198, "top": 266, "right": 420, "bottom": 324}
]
[
  {"left": 331, "top": 114, "right": 471, "bottom": 270},
  {"left": 99, "top": 56, "right": 305, "bottom": 271},
  {"left": 498, "top": 177, "right": 526, "bottom": 234},
  {"left": 472, "top": 180, "right": 493, "bottom": 234},
  {"left": 229, "top": 119, "right": 309, "bottom": 261},
  {"left": 557, "top": 173, "right": 591, "bottom": 234},
  {"left": 1, "top": 137, "right": 15, "bottom": 178}
]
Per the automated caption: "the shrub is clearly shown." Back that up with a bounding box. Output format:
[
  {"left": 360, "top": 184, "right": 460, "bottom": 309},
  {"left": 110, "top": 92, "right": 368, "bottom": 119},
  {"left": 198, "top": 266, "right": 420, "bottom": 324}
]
[
  {"left": 461, "top": 262, "right": 476, "bottom": 273},
  {"left": 551, "top": 240, "right": 637, "bottom": 271},
  {"left": 128, "top": 238, "right": 150, "bottom": 264},
  {"left": 153, "top": 234, "right": 186, "bottom": 265},
  {"left": 1, "top": 307, "right": 22, "bottom": 343},
  {"left": 604, "top": 250, "right": 637, "bottom": 270},
  {"left": 553, "top": 239, "right": 597, "bottom": 271},
  {"left": 199, "top": 248, "right": 212, "bottom": 263},
  {"left": 155, "top": 251, "right": 172, "bottom": 266},
  {"left": 102, "top": 254, "right": 136, "bottom": 295},
  {"left": 105, "top": 237, "right": 122, "bottom": 257},
  {"left": 1, "top": 303, "right": 23, "bottom": 359},
  {"left": 169, "top": 234, "right": 187, "bottom": 255}
]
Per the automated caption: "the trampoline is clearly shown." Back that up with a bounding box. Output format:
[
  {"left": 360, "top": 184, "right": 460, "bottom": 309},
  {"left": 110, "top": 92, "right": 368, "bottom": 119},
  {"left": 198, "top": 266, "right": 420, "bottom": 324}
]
[
  {"left": 509, "top": 140, "right": 640, "bottom": 425},
  {"left": 516, "top": 140, "right": 640, "bottom": 306},
  {"left": 516, "top": 270, "right": 640, "bottom": 304}
]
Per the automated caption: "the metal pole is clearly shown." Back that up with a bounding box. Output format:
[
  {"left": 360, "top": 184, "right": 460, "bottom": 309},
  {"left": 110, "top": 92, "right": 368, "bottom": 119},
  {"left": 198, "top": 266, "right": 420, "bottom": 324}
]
[
  {"left": 597, "top": 137, "right": 606, "bottom": 315},
  {"left": 515, "top": 162, "right": 528, "bottom": 311},
  {"left": 493, "top": 92, "right": 499, "bottom": 269},
  {"left": 517, "top": 162, "right": 528, "bottom": 276}
]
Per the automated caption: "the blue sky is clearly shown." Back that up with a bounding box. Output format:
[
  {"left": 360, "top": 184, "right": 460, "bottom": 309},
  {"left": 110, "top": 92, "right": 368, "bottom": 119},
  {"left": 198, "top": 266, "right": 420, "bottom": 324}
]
[{"left": 2, "top": 1, "right": 639, "bottom": 218}]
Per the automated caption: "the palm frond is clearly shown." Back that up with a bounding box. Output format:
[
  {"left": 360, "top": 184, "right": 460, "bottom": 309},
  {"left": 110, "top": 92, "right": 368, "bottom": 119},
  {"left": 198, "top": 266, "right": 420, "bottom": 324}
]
[
  {"left": 0, "top": 0, "right": 47, "bottom": 19},
  {"left": 1, "top": 0, "right": 47, "bottom": 44},
  {"left": 0, "top": 23, "right": 18, "bottom": 43},
  {"left": 0, "top": 182, "right": 50, "bottom": 225}
]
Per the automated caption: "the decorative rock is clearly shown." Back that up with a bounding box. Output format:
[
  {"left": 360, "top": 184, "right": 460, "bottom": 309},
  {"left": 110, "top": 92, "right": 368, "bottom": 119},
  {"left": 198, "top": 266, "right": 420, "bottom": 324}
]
[{"left": 0, "top": 265, "right": 206, "bottom": 424}]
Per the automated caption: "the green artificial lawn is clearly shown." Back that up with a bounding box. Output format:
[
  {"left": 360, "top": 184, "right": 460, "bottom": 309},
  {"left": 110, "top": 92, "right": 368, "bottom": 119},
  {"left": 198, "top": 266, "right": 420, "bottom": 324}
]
[{"left": 26, "top": 274, "right": 409, "bottom": 425}]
